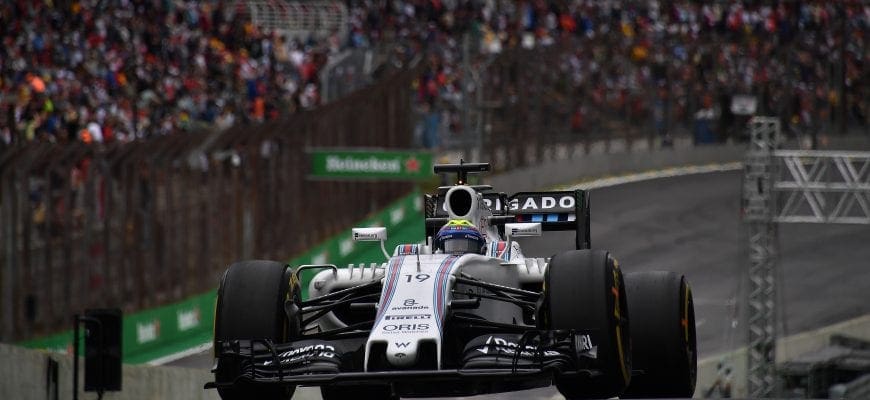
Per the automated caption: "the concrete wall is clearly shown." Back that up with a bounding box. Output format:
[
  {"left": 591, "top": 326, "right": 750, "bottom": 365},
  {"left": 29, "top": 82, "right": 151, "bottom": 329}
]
[
  {"left": 482, "top": 134, "right": 870, "bottom": 192},
  {"left": 487, "top": 139, "right": 744, "bottom": 192},
  {"left": 0, "top": 343, "right": 219, "bottom": 400}
]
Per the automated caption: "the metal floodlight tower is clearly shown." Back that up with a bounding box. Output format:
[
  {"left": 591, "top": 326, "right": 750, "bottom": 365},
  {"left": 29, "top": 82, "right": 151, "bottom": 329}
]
[
  {"left": 743, "top": 117, "right": 870, "bottom": 397},
  {"left": 743, "top": 117, "right": 780, "bottom": 398}
]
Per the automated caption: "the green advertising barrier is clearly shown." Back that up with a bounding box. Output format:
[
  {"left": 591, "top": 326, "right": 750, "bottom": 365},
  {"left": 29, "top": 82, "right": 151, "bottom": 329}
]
[
  {"left": 19, "top": 291, "right": 216, "bottom": 364},
  {"left": 289, "top": 188, "right": 425, "bottom": 300},
  {"left": 309, "top": 149, "right": 433, "bottom": 180},
  {"left": 19, "top": 189, "right": 425, "bottom": 363}
]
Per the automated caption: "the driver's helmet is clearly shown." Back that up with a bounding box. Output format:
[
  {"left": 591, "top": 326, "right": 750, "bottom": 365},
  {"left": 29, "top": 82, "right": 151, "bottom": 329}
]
[{"left": 434, "top": 219, "right": 485, "bottom": 255}]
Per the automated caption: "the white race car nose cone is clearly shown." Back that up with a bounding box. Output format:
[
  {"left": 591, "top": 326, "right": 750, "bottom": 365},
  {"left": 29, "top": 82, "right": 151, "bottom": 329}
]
[{"left": 386, "top": 340, "right": 419, "bottom": 367}]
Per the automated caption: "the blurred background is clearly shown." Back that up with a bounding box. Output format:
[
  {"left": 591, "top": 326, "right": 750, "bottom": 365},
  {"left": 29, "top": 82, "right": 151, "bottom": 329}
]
[{"left": 1, "top": 1, "right": 868, "bottom": 399}]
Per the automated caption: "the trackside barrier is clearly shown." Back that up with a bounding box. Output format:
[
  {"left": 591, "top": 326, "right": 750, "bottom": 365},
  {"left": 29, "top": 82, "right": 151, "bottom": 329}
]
[
  {"left": 0, "top": 342, "right": 220, "bottom": 400},
  {"left": 18, "top": 190, "right": 424, "bottom": 364},
  {"left": 483, "top": 134, "right": 870, "bottom": 194},
  {"left": 19, "top": 292, "right": 215, "bottom": 365}
]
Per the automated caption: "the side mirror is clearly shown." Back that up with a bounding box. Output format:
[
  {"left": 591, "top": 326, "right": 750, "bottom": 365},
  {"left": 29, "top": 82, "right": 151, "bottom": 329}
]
[
  {"left": 352, "top": 227, "right": 390, "bottom": 260},
  {"left": 505, "top": 223, "right": 542, "bottom": 237},
  {"left": 502, "top": 223, "right": 542, "bottom": 261},
  {"left": 352, "top": 227, "right": 388, "bottom": 242}
]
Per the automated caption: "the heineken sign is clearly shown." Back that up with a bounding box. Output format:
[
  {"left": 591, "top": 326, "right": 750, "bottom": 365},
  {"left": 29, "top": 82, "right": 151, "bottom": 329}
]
[{"left": 310, "top": 149, "right": 433, "bottom": 180}]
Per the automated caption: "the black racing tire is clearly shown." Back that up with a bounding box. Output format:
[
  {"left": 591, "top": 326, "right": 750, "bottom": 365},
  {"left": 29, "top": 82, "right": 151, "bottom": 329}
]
[
  {"left": 540, "top": 250, "right": 631, "bottom": 399},
  {"left": 321, "top": 385, "right": 398, "bottom": 400},
  {"left": 621, "top": 271, "right": 697, "bottom": 398},
  {"left": 214, "top": 260, "right": 301, "bottom": 400}
]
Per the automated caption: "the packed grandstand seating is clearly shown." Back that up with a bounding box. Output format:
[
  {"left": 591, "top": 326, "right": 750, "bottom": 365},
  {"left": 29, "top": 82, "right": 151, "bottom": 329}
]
[{"left": 1, "top": 0, "right": 866, "bottom": 150}]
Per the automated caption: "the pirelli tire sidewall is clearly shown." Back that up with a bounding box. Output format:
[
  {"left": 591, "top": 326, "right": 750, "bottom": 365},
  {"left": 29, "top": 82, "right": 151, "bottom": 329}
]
[
  {"left": 621, "top": 271, "right": 697, "bottom": 399},
  {"left": 541, "top": 249, "right": 631, "bottom": 399},
  {"left": 214, "top": 260, "right": 300, "bottom": 400}
]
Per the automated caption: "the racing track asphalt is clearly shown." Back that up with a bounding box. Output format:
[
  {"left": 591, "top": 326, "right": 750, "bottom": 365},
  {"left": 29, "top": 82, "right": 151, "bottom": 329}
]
[{"left": 170, "top": 169, "right": 870, "bottom": 400}]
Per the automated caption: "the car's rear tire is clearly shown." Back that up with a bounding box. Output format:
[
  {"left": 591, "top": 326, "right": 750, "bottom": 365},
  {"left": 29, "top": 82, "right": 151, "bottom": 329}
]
[
  {"left": 214, "top": 260, "right": 300, "bottom": 400},
  {"left": 321, "top": 385, "right": 397, "bottom": 400},
  {"left": 540, "top": 250, "right": 631, "bottom": 399},
  {"left": 622, "top": 271, "right": 697, "bottom": 398}
]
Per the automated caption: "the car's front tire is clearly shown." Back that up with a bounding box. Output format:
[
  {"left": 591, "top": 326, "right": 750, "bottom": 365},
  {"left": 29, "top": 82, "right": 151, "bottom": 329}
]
[
  {"left": 540, "top": 249, "right": 631, "bottom": 399},
  {"left": 213, "top": 260, "right": 300, "bottom": 400}
]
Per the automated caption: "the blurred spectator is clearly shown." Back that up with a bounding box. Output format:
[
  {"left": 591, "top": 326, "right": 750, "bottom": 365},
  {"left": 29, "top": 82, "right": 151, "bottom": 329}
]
[
  {"left": 0, "top": 0, "right": 330, "bottom": 147},
  {"left": 1, "top": 1, "right": 866, "bottom": 150},
  {"left": 344, "top": 0, "right": 866, "bottom": 147}
]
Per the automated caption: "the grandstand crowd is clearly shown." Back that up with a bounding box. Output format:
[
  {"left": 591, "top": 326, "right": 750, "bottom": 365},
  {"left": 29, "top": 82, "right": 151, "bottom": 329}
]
[{"left": 1, "top": 1, "right": 867, "bottom": 150}]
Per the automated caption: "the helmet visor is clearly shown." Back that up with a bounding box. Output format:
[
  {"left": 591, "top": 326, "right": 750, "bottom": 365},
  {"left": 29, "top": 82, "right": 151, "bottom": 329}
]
[{"left": 441, "top": 238, "right": 481, "bottom": 254}]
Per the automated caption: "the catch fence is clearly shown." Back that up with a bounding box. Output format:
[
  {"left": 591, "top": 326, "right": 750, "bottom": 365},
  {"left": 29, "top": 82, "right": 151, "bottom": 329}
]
[
  {"left": 479, "top": 43, "right": 657, "bottom": 171},
  {"left": 0, "top": 64, "right": 420, "bottom": 342},
  {"left": 433, "top": 31, "right": 865, "bottom": 171}
]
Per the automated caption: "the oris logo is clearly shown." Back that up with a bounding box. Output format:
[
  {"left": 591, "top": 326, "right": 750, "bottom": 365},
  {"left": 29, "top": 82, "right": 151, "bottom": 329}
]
[{"left": 382, "top": 323, "right": 430, "bottom": 332}]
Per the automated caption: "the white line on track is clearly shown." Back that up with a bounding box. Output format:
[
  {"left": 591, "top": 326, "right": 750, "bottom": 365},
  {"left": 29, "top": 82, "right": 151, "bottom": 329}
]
[
  {"left": 556, "top": 161, "right": 743, "bottom": 191},
  {"left": 148, "top": 341, "right": 212, "bottom": 366}
]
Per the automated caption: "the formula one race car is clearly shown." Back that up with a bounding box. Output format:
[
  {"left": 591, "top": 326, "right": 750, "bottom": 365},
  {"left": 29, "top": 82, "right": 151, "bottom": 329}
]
[{"left": 206, "top": 162, "right": 697, "bottom": 400}]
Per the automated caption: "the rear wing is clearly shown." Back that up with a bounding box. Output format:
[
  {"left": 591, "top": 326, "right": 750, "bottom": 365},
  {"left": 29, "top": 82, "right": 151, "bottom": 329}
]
[
  {"left": 424, "top": 190, "right": 591, "bottom": 250},
  {"left": 509, "top": 190, "right": 590, "bottom": 250}
]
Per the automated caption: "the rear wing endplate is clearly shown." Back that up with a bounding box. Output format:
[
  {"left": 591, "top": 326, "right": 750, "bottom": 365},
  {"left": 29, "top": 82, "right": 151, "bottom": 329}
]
[{"left": 509, "top": 190, "right": 590, "bottom": 250}]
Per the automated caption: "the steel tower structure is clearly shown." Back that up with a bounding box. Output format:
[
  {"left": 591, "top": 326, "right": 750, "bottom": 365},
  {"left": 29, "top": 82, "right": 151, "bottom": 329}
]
[{"left": 742, "top": 117, "right": 870, "bottom": 397}]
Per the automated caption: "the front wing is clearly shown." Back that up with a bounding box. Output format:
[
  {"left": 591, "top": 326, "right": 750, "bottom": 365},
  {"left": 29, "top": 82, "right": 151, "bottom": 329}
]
[{"left": 206, "top": 331, "right": 600, "bottom": 395}]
